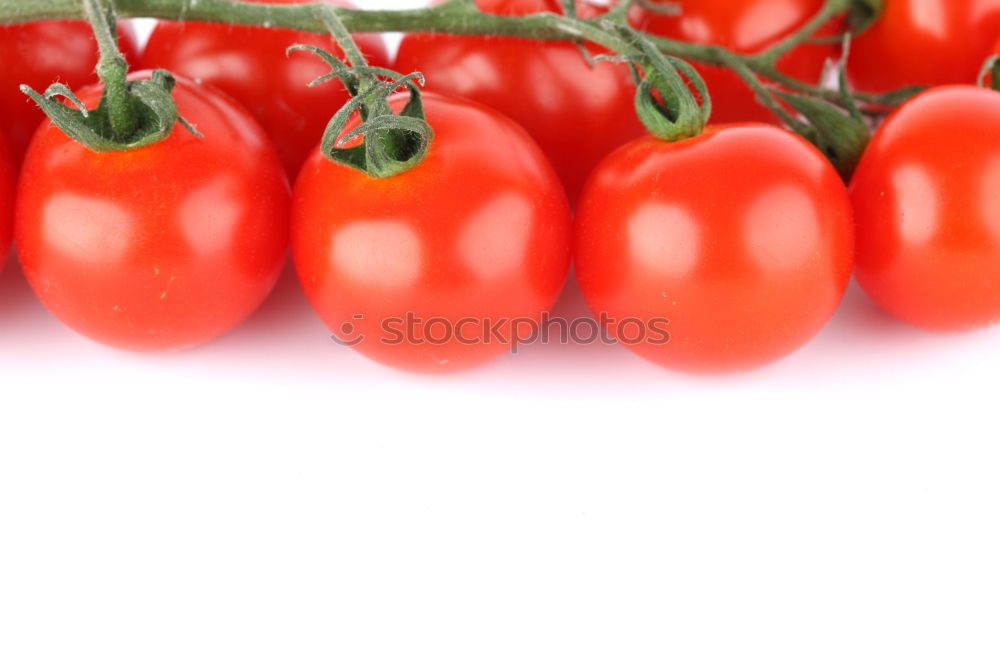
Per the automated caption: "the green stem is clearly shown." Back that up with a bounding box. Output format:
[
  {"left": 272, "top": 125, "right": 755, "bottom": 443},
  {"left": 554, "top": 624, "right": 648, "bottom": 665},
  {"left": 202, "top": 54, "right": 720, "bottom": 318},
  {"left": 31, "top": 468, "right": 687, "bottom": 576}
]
[
  {"left": 0, "top": 0, "right": 906, "bottom": 120},
  {"left": 82, "top": 0, "right": 136, "bottom": 139}
]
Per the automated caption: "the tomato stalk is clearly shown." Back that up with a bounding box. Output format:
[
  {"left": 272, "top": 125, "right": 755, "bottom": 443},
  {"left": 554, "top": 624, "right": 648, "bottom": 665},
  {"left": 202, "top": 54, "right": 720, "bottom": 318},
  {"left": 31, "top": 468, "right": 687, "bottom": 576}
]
[
  {"left": 293, "top": 4, "right": 435, "bottom": 177},
  {"left": 1, "top": 0, "right": 901, "bottom": 171},
  {"left": 0, "top": 0, "right": 899, "bottom": 110},
  {"left": 18, "top": 0, "right": 200, "bottom": 152}
]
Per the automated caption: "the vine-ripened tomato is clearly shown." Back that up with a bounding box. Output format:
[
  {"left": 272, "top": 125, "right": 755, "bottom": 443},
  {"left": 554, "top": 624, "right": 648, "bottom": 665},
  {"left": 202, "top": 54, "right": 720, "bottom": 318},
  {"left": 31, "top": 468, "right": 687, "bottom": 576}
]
[
  {"left": 851, "top": 85, "right": 1000, "bottom": 331},
  {"left": 0, "top": 20, "right": 139, "bottom": 168},
  {"left": 630, "top": 0, "right": 842, "bottom": 125},
  {"left": 292, "top": 93, "right": 572, "bottom": 373},
  {"left": 0, "top": 137, "right": 12, "bottom": 272},
  {"left": 848, "top": 0, "right": 1000, "bottom": 93},
  {"left": 140, "top": 0, "right": 389, "bottom": 178},
  {"left": 575, "top": 124, "right": 854, "bottom": 373},
  {"left": 394, "top": 0, "right": 646, "bottom": 204},
  {"left": 16, "top": 72, "right": 290, "bottom": 352}
]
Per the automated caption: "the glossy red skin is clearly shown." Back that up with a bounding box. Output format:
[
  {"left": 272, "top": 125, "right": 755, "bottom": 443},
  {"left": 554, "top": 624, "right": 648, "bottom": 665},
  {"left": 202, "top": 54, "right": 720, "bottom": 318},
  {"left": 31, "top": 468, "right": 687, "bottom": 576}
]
[
  {"left": 575, "top": 125, "right": 853, "bottom": 373},
  {"left": 0, "top": 20, "right": 138, "bottom": 169},
  {"left": 394, "top": 0, "right": 646, "bottom": 204},
  {"left": 293, "top": 93, "right": 572, "bottom": 373},
  {"left": 0, "top": 137, "right": 12, "bottom": 272},
  {"left": 849, "top": 0, "right": 1000, "bottom": 93},
  {"left": 16, "top": 73, "right": 290, "bottom": 352},
  {"left": 631, "top": 0, "right": 840, "bottom": 125},
  {"left": 851, "top": 86, "right": 1000, "bottom": 331},
  {"left": 140, "top": 0, "right": 389, "bottom": 179}
]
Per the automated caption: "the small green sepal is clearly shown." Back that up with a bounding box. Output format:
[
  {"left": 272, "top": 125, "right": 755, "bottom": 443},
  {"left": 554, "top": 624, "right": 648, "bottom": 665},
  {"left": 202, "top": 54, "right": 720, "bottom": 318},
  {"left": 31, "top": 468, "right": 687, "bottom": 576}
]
[
  {"left": 291, "top": 44, "right": 435, "bottom": 179},
  {"left": 21, "top": 70, "right": 201, "bottom": 153}
]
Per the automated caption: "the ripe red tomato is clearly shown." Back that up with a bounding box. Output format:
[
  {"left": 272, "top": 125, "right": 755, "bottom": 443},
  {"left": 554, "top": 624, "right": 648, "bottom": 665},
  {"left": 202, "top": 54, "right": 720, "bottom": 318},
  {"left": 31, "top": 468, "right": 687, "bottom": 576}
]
[
  {"left": 394, "top": 0, "right": 646, "bottom": 204},
  {"left": 140, "top": 0, "right": 389, "bottom": 178},
  {"left": 575, "top": 125, "right": 853, "bottom": 373},
  {"left": 0, "top": 20, "right": 139, "bottom": 169},
  {"left": 292, "top": 93, "right": 572, "bottom": 373},
  {"left": 630, "top": 0, "right": 841, "bottom": 125},
  {"left": 15, "top": 72, "right": 290, "bottom": 351},
  {"left": 848, "top": 0, "right": 1000, "bottom": 93},
  {"left": 850, "top": 85, "right": 1000, "bottom": 331},
  {"left": 0, "top": 137, "right": 12, "bottom": 272}
]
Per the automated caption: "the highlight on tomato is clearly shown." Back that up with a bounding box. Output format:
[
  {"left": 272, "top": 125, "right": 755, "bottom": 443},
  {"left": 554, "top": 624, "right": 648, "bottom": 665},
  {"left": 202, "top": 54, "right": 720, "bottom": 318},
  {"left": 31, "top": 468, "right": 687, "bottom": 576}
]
[
  {"left": 140, "top": 0, "right": 389, "bottom": 178},
  {"left": 293, "top": 92, "right": 573, "bottom": 374},
  {"left": 0, "top": 19, "right": 139, "bottom": 168},
  {"left": 575, "top": 124, "right": 854, "bottom": 374},
  {"left": 16, "top": 72, "right": 290, "bottom": 352},
  {"left": 0, "top": 137, "right": 12, "bottom": 272},
  {"left": 394, "top": 0, "right": 646, "bottom": 203},
  {"left": 630, "top": 0, "right": 842, "bottom": 125},
  {"left": 848, "top": 0, "right": 1000, "bottom": 93},
  {"left": 850, "top": 85, "right": 1000, "bottom": 331}
]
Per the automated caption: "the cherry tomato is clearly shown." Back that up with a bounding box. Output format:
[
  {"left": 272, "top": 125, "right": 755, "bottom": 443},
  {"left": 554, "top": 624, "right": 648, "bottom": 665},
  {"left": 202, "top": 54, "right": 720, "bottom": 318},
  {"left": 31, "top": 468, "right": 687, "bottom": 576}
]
[
  {"left": 848, "top": 0, "right": 1000, "bottom": 93},
  {"left": 292, "top": 93, "right": 572, "bottom": 373},
  {"left": 16, "top": 72, "right": 290, "bottom": 352},
  {"left": 631, "top": 0, "right": 841, "bottom": 125},
  {"left": 394, "top": 0, "right": 646, "bottom": 204},
  {"left": 0, "top": 137, "right": 12, "bottom": 272},
  {"left": 850, "top": 85, "right": 1000, "bottom": 331},
  {"left": 575, "top": 124, "right": 854, "bottom": 373},
  {"left": 0, "top": 20, "right": 138, "bottom": 169},
  {"left": 140, "top": 0, "right": 389, "bottom": 178}
]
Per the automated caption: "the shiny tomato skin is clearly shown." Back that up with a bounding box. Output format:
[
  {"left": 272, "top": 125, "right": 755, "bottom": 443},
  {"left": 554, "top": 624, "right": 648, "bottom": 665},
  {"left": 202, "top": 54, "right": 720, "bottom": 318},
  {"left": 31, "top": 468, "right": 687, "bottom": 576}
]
[
  {"left": 848, "top": 0, "right": 1000, "bottom": 93},
  {"left": 140, "top": 0, "right": 389, "bottom": 179},
  {"left": 575, "top": 125, "right": 854, "bottom": 373},
  {"left": 292, "top": 93, "right": 572, "bottom": 374},
  {"left": 394, "top": 0, "right": 646, "bottom": 204},
  {"left": 0, "top": 20, "right": 139, "bottom": 169},
  {"left": 0, "top": 137, "right": 12, "bottom": 271},
  {"left": 850, "top": 85, "right": 1000, "bottom": 331},
  {"left": 631, "top": 0, "right": 841, "bottom": 125},
  {"left": 15, "top": 72, "right": 290, "bottom": 352}
]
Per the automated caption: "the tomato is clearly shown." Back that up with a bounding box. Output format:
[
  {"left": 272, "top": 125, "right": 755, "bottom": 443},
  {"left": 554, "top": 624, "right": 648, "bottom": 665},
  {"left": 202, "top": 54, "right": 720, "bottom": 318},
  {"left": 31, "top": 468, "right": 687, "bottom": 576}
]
[
  {"left": 292, "top": 93, "right": 572, "bottom": 373},
  {"left": 0, "top": 137, "right": 12, "bottom": 272},
  {"left": 394, "top": 0, "right": 646, "bottom": 204},
  {"left": 0, "top": 20, "right": 139, "bottom": 169},
  {"left": 848, "top": 0, "right": 1000, "bottom": 93},
  {"left": 850, "top": 85, "right": 1000, "bottom": 331},
  {"left": 15, "top": 72, "right": 290, "bottom": 352},
  {"left": 575, "top": 124, "right": 853, "bottom": 373},
  {"left": 630, "top": 0, "right": 841, "bottom": 125},
  {"left": 140, "top": 0, "right": 389, "bottom": 179}
]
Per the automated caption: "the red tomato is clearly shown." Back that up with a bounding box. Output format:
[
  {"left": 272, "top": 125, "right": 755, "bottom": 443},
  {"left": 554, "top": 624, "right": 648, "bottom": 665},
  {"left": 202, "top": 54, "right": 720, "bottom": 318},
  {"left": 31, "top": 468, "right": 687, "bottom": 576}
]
[
  {"left": 850, "top": 85, "right": 1000, "bottom": 331},
  {"left": 849, "top": 0, "right": 1000, "bottom": 93},
  {"left": 575, "top": 125, "right": 854, "bottom": 373},
  {"left": 0, "top": 20, "right": 139, "bottom": 169},
  {"left": 16, "top": 72, "right": 290, "bottom": 351},
  {"left": 631, "top": 0, "right": 841, "bottom": 125},
  {"left": 292, "top": 93, "right": 572, "bottom": 373},
  {"left": 140, "top": 0, "right": 389, "bottom": 178},
  {"left": 394, "top": 0, "right": 646, "bottom": 204},
  {"left": 0, "top": 137, "right": 12, "bottom": 272}
]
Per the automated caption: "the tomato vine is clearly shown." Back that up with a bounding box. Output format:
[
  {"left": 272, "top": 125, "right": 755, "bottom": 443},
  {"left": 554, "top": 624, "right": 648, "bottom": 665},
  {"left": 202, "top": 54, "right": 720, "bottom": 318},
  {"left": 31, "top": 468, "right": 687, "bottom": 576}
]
[{"left": 0, "top": 0, "right": 909, "bottom": 175}]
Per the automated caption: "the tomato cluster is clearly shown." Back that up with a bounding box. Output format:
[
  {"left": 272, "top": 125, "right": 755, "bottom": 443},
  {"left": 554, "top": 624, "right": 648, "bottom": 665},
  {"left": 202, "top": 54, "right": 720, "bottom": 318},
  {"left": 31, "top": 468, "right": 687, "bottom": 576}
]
[{"left": 2, "top": 1, "right": 1000, "bottom": 375}]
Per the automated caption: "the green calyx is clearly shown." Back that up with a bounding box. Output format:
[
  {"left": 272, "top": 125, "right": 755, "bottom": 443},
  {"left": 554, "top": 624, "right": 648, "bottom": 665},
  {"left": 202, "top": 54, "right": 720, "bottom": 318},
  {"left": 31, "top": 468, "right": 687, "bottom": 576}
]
[
  {"left": 605, "top": 22, "right": 711, "bottom": 143},
  {"left": 21, "top": 0, "right": 198, "bottom": 152},
  {"left": 292, "top": 45, "right": 434, "bottom": 179},
  {"left": 22, "top": 70, "right": 200, "bottom": 152}
]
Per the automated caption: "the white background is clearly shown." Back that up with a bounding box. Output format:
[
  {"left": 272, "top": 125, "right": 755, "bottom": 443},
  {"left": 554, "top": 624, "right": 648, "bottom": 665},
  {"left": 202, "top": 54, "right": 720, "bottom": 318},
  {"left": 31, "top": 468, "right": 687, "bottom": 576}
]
[{"left": 1, "top": 6, "right": 998, "bottom": 665}]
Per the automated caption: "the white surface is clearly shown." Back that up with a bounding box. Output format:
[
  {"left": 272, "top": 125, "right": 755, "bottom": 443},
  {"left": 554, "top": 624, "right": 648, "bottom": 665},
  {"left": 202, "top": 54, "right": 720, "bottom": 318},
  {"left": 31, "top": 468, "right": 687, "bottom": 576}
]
[{"left": 2, "top": 7, "right": 999, "bottom": 666}]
